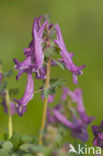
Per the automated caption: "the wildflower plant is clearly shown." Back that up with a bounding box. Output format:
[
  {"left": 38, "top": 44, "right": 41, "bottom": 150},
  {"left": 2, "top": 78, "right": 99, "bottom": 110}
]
[{"left": 0, "top": 15, "right": 100, "bottom": 156}]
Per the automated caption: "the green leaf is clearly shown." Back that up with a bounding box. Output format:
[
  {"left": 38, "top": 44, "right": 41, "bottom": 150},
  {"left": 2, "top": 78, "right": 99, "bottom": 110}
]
[
  {"left": 2, "top": 141, "right": 13, "bottom": 154},
  {"left": 43, "top": 79, "right": 65, "bottom": 98},
  {"left": 43, "top": 87, "right": 56, "bottom": 98},
  {"left": 15, "top": 150, "right": 25, "bottom": 155},
  {"left": 10, "top": 132, "right": 20, "bottom": 149},
  {"left": 28, "top": 145, "right": 46, "bottom": 153},
  {"left": 19, "top": 144, "right": 33, "bottom": 153},
  {"left": 3, "top": 70, "right": 13, "bottom": 77},
  {"left": 32, "top": 137, "right": 38, "bottom": 144},
  {"left": 21, "top": 135, "right": 33, "bottom": 143},
  {"left": 53, "top": 60, "right": 65, "bottom": 70},
  {"left": 20, "top": 144, "right": 46, "bottom": 153},
  {"left": 0, "top": 81, "right": 7, "bottom": 93}
]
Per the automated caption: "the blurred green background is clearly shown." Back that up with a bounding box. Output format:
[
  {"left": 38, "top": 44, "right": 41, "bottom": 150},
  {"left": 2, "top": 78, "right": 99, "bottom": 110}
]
[{"left": 0, "top": 0, "right": 103, "bottom": 149}]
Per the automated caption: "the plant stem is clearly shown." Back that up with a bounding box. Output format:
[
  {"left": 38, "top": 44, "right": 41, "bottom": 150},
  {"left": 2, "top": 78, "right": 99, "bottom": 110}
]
[
  {"left": 39, "top": 57, "right": 51, "bottom": 145},
  {"left": 5, "top": 89, "right": 13, "bottom": 139}
]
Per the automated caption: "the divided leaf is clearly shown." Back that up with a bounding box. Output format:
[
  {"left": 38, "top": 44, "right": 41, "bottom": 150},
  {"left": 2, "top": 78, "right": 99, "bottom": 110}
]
[
  {"left": 3, "top": 70, "right": 13, "bottom": 77},
  {"left": 53, "top": 60, "right": 65, "bottom": 70},
  {"left": 44, "top": 79, "right": 65, "bottom": 98}
]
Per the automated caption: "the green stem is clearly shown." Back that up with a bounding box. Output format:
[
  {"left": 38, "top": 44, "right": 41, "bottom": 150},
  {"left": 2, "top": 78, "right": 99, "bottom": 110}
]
[
  {"left": 39, "top": 57, "right": 51, "bottom": 145},
  {"left": 6, "top": 89, "right": 13, "bottom": 139}
]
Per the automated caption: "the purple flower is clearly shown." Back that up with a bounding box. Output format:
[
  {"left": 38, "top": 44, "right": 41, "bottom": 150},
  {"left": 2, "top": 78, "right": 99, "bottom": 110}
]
[
  {"left": 14, "top": 16, "right": 47, "bottom": 79},
  {"left": 61, "top": 87, "right": 95, "bottom": 124},
  {"left": 92, "top": 121, "right": 103, "bottom": 149},
  {"left": 53, "top": 108, "right": 79, "bottom": 131},
  {"left": 13, "top": 71, "right": 34, "bottom": 116},
  {"left": 66, "top": 87, "right": 95, "bottom": 124},
  {"left": 54, "top": 24, "right": 86, "bottom": 85},
  {"left": 46, "top": 87, "right": 95, "bottom": 142},
  {"left": 47, "top": 105, "right": 88, "bottom": 142},
  {"left": 70, "top": 112, "right": 89, "bottom": 142},
  {"left": 53, "top": 108, "right": 89, "bottom": 142}
]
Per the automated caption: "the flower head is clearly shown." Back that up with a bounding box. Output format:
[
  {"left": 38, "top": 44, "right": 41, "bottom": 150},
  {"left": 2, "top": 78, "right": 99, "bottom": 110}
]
[
  {"left": 92, "top": 121, "right": 103, "bottom": 149},
  {"left": 62, "top": 87, "right": 95, "bottom": 124},
  {"left": 54, "top": 24, "right": 85, "bottom": 84}
]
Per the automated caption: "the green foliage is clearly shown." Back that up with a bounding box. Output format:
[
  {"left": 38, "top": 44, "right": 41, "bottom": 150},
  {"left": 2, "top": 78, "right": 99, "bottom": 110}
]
[
  {"left": 0, "top": 81, "right": 7, "bottom": 93},
  {"left": 44, "top": 79, "right": 65, "bottom": 98},
  {"left": 3, "top": 70, "right": 13, "bottom": 77},
  {"left": 0, "top": 131, "right": 69, "bottom": 156},
  {"left": 10, "top": 133, "right": 21, "bottom": 149},
  {"left": 53, "top": 60, "right": 65, "bottom": 70},
  {"left": 21, "top": 135, "right": 33, "bottom": 144},
  {"left": 44, "top": 47, "right": 56, "bottom": 57}
]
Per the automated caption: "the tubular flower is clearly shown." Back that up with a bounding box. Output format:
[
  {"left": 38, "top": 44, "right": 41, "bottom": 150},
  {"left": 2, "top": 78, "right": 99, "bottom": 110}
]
[
  {"left": 14, "top": 16, "right": 47, "bottom": 79},
  {"left": 65, "top": 87, "right": 95, "bottom": 124},
  {"left": 92, "top": 121, "right": 103, "bottom": 149},
  {"left": 47, "top": 105, "right": 88, "bottom": 142},
  {"left": 53, "top": 107, "right": 89, "bottom": 142},
  {"left": 54, "top": 24, "right": 85, "bottom": 84},
  {"left": 13, "top": 71, "right": 34, "bottom": 116}
]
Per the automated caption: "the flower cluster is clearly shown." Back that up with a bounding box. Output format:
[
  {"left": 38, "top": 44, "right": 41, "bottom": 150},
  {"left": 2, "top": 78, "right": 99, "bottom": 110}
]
[
  {"left": 0, "top": 15, "right": 100, "bottom": 155},
  {"left": 13, "top": 15, "right": 85, "bottom": 116},
  {"left": 47, "top": 87, "right": 94, "bottom": 142}
]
